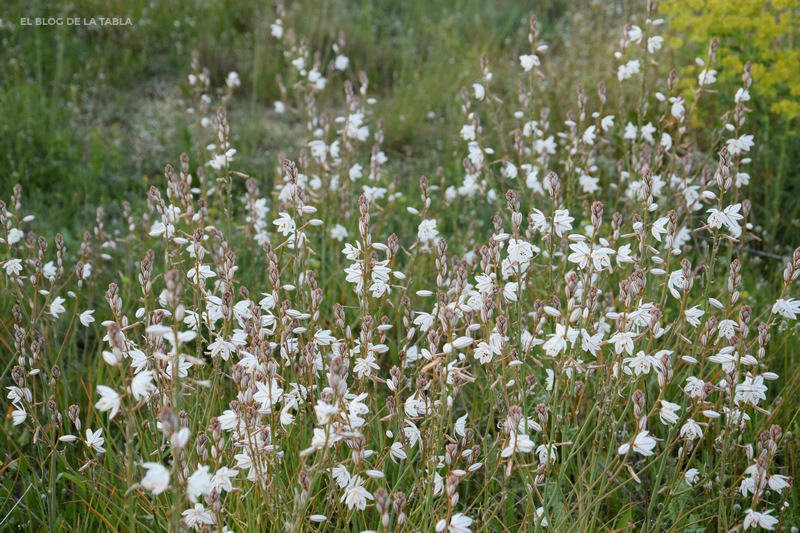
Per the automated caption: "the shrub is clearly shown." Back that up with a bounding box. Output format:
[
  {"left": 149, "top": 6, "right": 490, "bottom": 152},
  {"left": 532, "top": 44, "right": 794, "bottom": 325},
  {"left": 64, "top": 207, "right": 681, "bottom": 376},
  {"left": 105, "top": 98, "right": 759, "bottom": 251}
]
[{"left": 663, "top": 0, "right": 800, "bottom": 119}]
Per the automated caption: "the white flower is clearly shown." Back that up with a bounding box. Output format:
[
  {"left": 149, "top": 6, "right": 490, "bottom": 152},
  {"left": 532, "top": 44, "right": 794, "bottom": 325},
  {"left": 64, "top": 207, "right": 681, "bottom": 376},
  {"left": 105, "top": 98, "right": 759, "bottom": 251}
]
[
  {"left": 610, "top": 330, "right": 636, "bottom": 356},
  {"left": 685, "top": 306, "right": 705, "bottom": 328},
  {"left": 390, "top": 441, "right": 407, "bottom": 461},
  {"left": 567, "top": 242, "right": 615, "bottom": 271},
  {"left": 349, "top": 163, "right": 363, "bottom": 181},
  {"left": 579, "top": 173, "right": 600, "bottom": 194},
  {"left": 651, "top": 216, "right": 669, "bottom": 242},
  {"left": 182, "top": 503, "right": 215, "bottom": 528},
  {"left": 553, "top": 210, "right": 574, "bottom": 237},
  {"left": 454, "top": 413, "right": 468, "bottom": 437},
  {"left": 735, "top": 88, "right": 751, "bottom": 103},
  {"left": 341, "top": 476, "right": 373, "bottom": 510},
  {"left": 11, "top": 406, "right": 27, "bottom": 426},
  {"left": 208, "top": 149, "right": 236, "bottom": 170},
  {"left": 84, "top": 428, "right": 105, "bottom": 454},
  {"left": 363, "top": 185, "right": 387, "bottom": 203},
  {"left": 501, "top": 432, "right": 535, "bottom": 457},
  {"left": 307, "top": 69, "right": 326, "bottom": 90},
  {"left": 534, "top": 135, "right": 556, "bottom": 155},
  {"left": 581, "top": 330, "right": 603, "bottom": 358},
  {"left": 207, "top": 337, "right": 236, "bottom": 361},
  {"left": 474, "top": 339, "right": 500, "bottom": 364},
  {"left": 544, "top": 369, "right": 555, "bottom": 391},
  {"left": 535, "top": 507, "right": 549, "bottom": 527},
  {"left": 601, "top": 115, "right": 615, "bottom": 132},
  {"left": 618, "top": 430, "right": 657, "bottom": 456},
  {"left": 772, "top": 298, "right": 800, "bottom": 320},
  {"left": 447, "top": 513, "right": 474, "bottom": 533},
  {"left": 467, "top": 142, "right": 484, "bottom": 165},
  {"left": 706, "top": 204, "right": 743, "bottom": 238},
  {"left": 543, "top": 324, "right": 569, "bottom": 357},
  {"left": 529, "top": 446, "right": 553, "bottom": 468},
  {"left": 2, "top": 258, "right": 23, "bottom": 276},
  {"left": 270, "top": 19, "right": 283, "bottom": 39},
  {"left": 519, "top": 54, "right": 540, "bottom": 72},
  {"left": 743, "top": 509, "right": 779, "bottom": 530},
  {"left": 79, "top": 309, "right": 95, "bottom": 326},
  {"left": 503, "top": 162, "right": 518, "bottom": 179},
  {"left": 460, "top": 124, "right": 476, "bottom": 141},
  {"left": 670, "top": 96, "right": 686, "bottom": 121},
  {"left": 507, "top": 238, "right": 537, "bottom": 265},
  {"left": 640, "top": 122, "right": 656, "bottom": 143},
  {"left": 684, "top": 468, "right": 700, "bottom": 485},
  {"left": 735, "top": 375, "right": 768, "bottom": 406},
  {"left": 768, "top": 474, "right": 790, "bottom": 493},
  {"left": 131, "top": 370, "right": 156, "bottom": 401},
  {"left": 667, "top": 269, "right": 687, "bottom": 299},
  {"left": 502, "top": 282, "right": 518, "bottom": 302},
  {"left": 736, "top": 172, "right": 750, "bottom": 187},
  {"left": 95, "top": 385, "right": 121, "bottom": 420},
  {"left": 715, "top": 319, "right": 737, "bottom": 340},
  {"left": 314, "top": 401, "right": 338, "bottom": 425},
  {"left": 7, "top": 228, "right": 23, "bottom": 245},
  {"left": 225, "top": 71, "right": 240, "bottom": 89},
  {"left": 170, "top": 427, "right": 191, "bottom": 450},
  {"left": 211, "top": 466, "right": 239, "bottom": 493},
  {"left": 273, "top": 212, "right": 296, "bottom": 236},
  {"left": 332, "top": 465, "right": 352, "bottom": 488},
  {"left": 658, "top": 400, "right": 681, "bottom": 425},
  {"left": 679, "top": 419, "right": 704, "bottom": 440},
  {"left": 660, "top": 132, "right": 672, "bottom": 150},
  {"left": 330, "top": 224, "right": 349, "bottom": 242},
  {"left": 418, "top": 219, "right": 439, "bottom": 244},
  {"left": 50, "top": 296, "right": 66, "bottom": 319},
  {"left": 187, "top": 264, "right": 216, "bottom": 283},
  {"left": 354, "top": 353, "right": 380, "bottom": 379},
  {"left": 582, "top": 125, "right": 596, "bottom": 145},
  {"left": 254, "top": 379, "right": 284, "bottom": 412},
  {"left": 140, "top": 462, "right": 170, "bottom": 495},
  {"left": 623, "top": 351, "right": 661, "bottom": 377},
  {"left": 617, "top": 60, "right": 640, "bottom": 81},
  {"left": 472, "top": 83, "right": 485, "bottom": 100},
  {"left": 334, "top": 54, "right": 350, "bottom": 71},
  {"left": 616, "top": 243, "right": 634, "bottom": 265},
  {"left": 187, "top": 466, "right": 212, "bottom": 503},
  {"left": 684, "top": 376, "right": 706, "bottom": 399},
  {"left": 698, "top": 69, "right": 717, "bottom": 86},
  {"left": 647, "top": 35, "right": 663, "bottom": 54},
  {"left": 727, "top": 134, "right": 755, "bottom": 156}
]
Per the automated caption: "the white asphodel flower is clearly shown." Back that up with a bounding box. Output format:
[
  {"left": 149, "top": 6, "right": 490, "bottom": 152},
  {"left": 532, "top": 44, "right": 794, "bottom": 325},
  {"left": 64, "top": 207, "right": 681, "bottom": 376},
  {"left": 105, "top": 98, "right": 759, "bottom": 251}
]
[
  {"left": 140, "top": 462, "right": 170, "bottom": 495},
  {"left": 94, "top": 385, "right": 121, "bottom": 419},
  {"left": 743, "top": 508, "right": 779, "bottom": 530},
  {"left": 619, "top": 430, "right": 657, "bottom": 456}
]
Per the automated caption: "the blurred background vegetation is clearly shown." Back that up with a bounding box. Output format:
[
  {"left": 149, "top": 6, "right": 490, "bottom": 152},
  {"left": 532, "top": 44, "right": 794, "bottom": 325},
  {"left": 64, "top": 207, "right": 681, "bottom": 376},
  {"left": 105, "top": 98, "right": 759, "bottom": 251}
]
[{"left": 0, "top": 0, "right": 797, "bottom": 247}]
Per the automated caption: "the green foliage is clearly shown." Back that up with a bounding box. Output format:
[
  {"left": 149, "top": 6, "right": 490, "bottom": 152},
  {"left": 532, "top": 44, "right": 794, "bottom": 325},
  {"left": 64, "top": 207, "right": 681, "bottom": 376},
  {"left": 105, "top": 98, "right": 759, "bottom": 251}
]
[
  {"left": 664, "top": 0, "right": 800, "bottom": 120},
  {"left": 662, "top": 0, "right": 800, "bottom": 243}
]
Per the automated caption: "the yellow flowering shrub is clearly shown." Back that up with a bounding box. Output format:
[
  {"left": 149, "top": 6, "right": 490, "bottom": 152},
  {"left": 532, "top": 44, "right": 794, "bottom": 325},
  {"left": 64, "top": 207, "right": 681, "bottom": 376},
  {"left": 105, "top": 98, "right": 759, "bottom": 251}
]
[{"left": 664, "top": 0, "right": 800, "bottom": 120}]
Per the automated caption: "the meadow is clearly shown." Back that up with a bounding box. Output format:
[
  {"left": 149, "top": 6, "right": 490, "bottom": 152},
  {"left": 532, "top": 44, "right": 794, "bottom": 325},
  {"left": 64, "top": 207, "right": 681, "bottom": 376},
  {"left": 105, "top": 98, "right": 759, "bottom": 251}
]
[{"left": 1, "top": 0, "right": 799, "bottom": 531}]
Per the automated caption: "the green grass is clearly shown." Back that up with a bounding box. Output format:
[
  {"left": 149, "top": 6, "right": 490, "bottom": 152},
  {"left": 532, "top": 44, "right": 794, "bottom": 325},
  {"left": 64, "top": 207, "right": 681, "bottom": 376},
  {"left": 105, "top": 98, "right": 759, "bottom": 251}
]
[{"left": 0, "top": 0, "right": 565, "bottom": 238}]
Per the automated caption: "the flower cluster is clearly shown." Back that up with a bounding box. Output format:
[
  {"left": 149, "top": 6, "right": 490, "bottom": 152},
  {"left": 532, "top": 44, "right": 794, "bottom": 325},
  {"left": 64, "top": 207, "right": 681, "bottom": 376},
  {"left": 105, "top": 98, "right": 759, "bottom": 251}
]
[{"left": 2, "top": 3, "right": 797, "bottom": 532}]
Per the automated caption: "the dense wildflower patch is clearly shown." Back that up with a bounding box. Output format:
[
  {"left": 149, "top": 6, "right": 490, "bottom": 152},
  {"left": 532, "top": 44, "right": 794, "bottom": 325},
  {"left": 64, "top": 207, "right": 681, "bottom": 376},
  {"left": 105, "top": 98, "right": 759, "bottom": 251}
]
[{"left": 1, "top": 3, "right": 797, "bottom": 531}]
